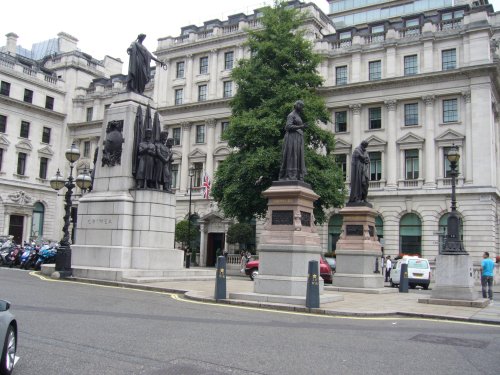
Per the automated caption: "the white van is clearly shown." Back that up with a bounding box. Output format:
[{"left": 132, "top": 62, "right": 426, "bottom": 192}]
[{"left": 389, "top": 256, "right": 431, "bottom": 290}]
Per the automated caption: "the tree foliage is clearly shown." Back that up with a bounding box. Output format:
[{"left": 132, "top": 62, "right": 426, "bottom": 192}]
[
  {"left": 211, "top": 0, "right": 345, "bottom": 224},
  {"left": 226, "top": 223, "right": 254, "bottom": 249},
  {"left": 175, "top": 220, "right": 199, "bottom": 250}
]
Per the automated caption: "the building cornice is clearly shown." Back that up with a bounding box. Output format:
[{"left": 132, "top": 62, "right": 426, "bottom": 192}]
[
  {"left": 67, "top": 120, "right": 103, "bottom": 130},
  {"left": 157, "top": 98, "right": 231, "bottom": 116},
  {"left": 0, "top": 95, "right": 66, "bottom": 120},
  {"left": 0, "top": 65, "right": 66, "bottom": 95}
]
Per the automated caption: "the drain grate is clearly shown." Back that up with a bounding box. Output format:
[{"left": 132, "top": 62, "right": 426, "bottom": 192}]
[{"left": 410, "top": 334, "right": 489, "bottom": 349}]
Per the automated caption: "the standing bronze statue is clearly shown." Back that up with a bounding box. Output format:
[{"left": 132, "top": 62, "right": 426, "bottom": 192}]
[
  {"left": 155, "top": 131, "right": 174, "bottom": 191},
  {"left": 348, "top": 140, "right": 370, "bottom": 204},
  {"left": 279, "top": 100, "right": 308, "bottom": 181},
  {"left": 127, "top": 34, "right": 165, "bottom": 94},
  {"left": 136, "top": 128, "right": 156, "bottom": 188}
]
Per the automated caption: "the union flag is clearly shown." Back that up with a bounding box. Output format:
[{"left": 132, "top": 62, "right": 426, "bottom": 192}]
[{"left": 202, "top": 172, "right": 211, "bottom": 199}]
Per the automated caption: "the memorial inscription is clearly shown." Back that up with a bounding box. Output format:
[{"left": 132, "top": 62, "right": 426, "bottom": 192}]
[
  {"left": 346, "top": 224, "right": 364, "bottom": 236},
  {"left": 272, "top": 210, "right": 294, "bottom": 225},
  {"left": 300, "top": 211, "right": 311, "bottom": 227}
]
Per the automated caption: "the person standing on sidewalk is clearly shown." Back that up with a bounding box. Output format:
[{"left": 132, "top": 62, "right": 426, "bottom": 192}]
[
  {"left": 385, "top": 256, "right": 392, "bottom": 282},
  {"left": 481, "top": 252, "right": 495, "bottom": 301}
]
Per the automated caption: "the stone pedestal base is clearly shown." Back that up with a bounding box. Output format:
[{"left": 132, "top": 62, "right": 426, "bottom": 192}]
[
  {"left": 431, "top": 254, "right": 477, "bottom": 301},
  {"left": 331, "top": 205, "right": 384, "bottom": 289}
]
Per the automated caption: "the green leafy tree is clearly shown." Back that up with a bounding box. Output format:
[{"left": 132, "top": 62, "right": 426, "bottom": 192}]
[
  {"left": 226, "top": 223, "right": 254, "bottom": 251},
  {"left": 175, "top": 220, "right": 199, "bottom": 251},
  {"left": 211, "top": 0, "right": 345, "bottom": 224}
]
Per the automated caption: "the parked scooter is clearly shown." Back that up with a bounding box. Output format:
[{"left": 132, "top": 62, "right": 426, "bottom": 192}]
[
  {"left": 5, "top": 244, "right": 22, "bottom": 268},
  {"left": 34, "top": 243, "right": 58, "bottom": 270},
  {"left": 20, "top": 243, "right": 39, "bottom": 269}
]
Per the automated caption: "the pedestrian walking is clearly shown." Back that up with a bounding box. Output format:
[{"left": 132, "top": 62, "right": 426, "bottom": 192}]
[
  {"left": 385, "top": 256, "right": 392, "bottom": 282},
  {"left": 481, "top": 251, "right": 495, "bottom": 301}
]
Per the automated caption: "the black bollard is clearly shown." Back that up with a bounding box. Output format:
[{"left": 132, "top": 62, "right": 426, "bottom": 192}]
[
  {"left": 399, "top": 263, "right": 409, "bottom": 293},
  {"left": 214, "top": 255, "right": 227, "bottom": 300},
  {"left": 306, "top": 260, "right": 320, "bottom": 309},
  {"left": 185, "top": 252, "right": 191, "bottom": 269}
]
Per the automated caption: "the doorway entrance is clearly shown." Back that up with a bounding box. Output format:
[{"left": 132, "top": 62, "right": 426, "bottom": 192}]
[
  {"left": 9, "top": 215, "right": 24, "bottom": 244},
  {"left": 206, "top": 232, "right": 224, "bottom": 267}
]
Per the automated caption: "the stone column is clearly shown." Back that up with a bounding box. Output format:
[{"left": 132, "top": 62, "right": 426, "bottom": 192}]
[
  {"left": 386, "top": 46, "right": 396, "bottom": 78},
  {"left": 351, "top": 52, "right": 361, "bottom": 82},
  {"left": 180, "top": 122, "right": 191, "bottom": 192},
  {"left": 205, "top": 118, "right": 216, "bottom": 177},
  {"left": 209, "top": 49, "right": 218, "bottom": 99},
  {"left": 423, "top": 95, "right": 436, "bottom": 188},
  {"left": 184, "top": 54, "right": 193, "bottom": 102},
  {"left": 349, "top": 104, "right": 362, "bottom": 149},
  {"left": 462, "top": 90, "right": 473, "bottom": 184},
  {"left": 199, "top": 221, "right": 206, "bottom": 266},
  {"left": 423, "top": 40, "right": 434, "bottom": 73},
  {"left": 384, "top": 100, "right": 397, "bottom": 189}
]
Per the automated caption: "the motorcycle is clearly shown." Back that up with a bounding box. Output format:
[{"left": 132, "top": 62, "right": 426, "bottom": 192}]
[
  {"left": 20, "top": 243, "right": 39, "bottom": 269},
  {"left": 5, "top": 245, "right": 22, "bottom": 268},
  {"left": 34, "top": 244, "right": 58, "bottom": 270}
]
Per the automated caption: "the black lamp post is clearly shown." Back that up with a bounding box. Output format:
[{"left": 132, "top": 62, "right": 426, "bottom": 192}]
[
  {"left": 50, "top": 143, "right": 92, "bottom": 277},
  {"left": 442, "top": 144, "right": 466, "bottom": 254},
  {"left": 186, "top": 166, "right": 194, "bottom": 268}
]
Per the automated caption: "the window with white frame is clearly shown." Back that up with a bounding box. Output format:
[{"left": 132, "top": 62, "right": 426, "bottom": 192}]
[
  {"left": 369, "top": 107, "right": 382, "bottom": 129},
  {"left": 404, "top": 55, "right": 418, "bottom": 76},
  {"left": 224, "top": 51, "right": 234, "bottom": 70},
  {"left": 176, "top": 61, "right": 185, "bottom": 78},
  {"left": 369, "top": 60, "right": 381, "bottom": 81},
  {"left": 175, "top": 88, "right": 183, "bottom": 105},
  {"left": 336, "top": 66, "right": 348, "bottom": 85},
  {"left": 196, "top": 124, "right": 205, "bottom": 143},
  {"left": 39, "top": 157, "right": 48, "bottom": 179},
  {"left": 199, "top": 56, "right": 208, "bottom": 74},
  {"left": 221, "top": 121, "right": 230, "bottom": 137},
  {"left": 193, "top": 162, "right": 203, "bottom": 187},
  {"left": 198, "top": 85, "right": 207, "bottom": 101},
  {"left": 369, "top": 152, "right": 382, "bottom": 181},
  {"left": 442, "top": 49, "right": 456, "bottom": 70},
  {"left": 0, "top": 115, "right": 6, "bottom": 133},
  {"left": 335, "top": 154, "right": 347, "bottom": 180},
  {"left": 223, "top": 81, "right": 233, "bottom": 98},
  {"left": 405, "top": 149, "right": 419, "bottom": 180},
  {"left": 171, "top": 164, "right": 179, "bottom": 189},
  {"left": 443, "top": 99, "right": 458, "bottom": 123},
  {"left": 404, "top": 103, "right": 418, "bottom": 126},
  {"left": 335, "top": 111, "right": 347, "bottom": 132},
  {"left": 173, "top": 127, "right": 181, "bottom": 145},
  {"left": 83, "top": 141, "right": 91, "bottom": 158},
  {"left": 17, "top": 152, "right": 27, "bottom": 175}
]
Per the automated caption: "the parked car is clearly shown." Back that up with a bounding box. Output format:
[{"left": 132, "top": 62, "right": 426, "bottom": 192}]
[
  {"left": 0, "top": 300, "right": 17, "bottom": 375},
  {"left": 389, "top": 256, "right": 431, "bottom": 290},
  {"left": 245, "top": 256, "right": 333, "bottom": 284},
  {"left": 324, "top": 257, "right": 336, "bottom": 273}
]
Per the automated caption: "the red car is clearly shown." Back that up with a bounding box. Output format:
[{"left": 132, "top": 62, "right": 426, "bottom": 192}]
[{"left": 245, "top": 256, "right": 333, "bottom": 283}]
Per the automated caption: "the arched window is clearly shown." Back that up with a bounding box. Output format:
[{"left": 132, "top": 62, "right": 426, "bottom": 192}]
[
  {"left": 328, "top": 214, "right": 343, "bottom": 253},
  {"left": 399, "top": 213, "right": 422, "bottom": 256},
  {"left": 31, "top": 202, "right": 45, "bottom": 240},
  {"left": 438, "top": 213, "right": 463, "bottom": 253},
  {"left": 375, "top": 215, "right": 384, "bottom": 240}
]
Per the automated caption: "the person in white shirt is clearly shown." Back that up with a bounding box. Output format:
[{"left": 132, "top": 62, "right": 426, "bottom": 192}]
[{"left": 385, "top": 256, "right": 392, "bottom": 282}]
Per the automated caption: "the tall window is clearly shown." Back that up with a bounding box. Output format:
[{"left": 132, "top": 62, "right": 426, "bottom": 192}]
[
  {"left": 171, "top": 164, "right": 179, "bottom": 189},
  {"left": 405, "top": 149, "right": 419, "bottom": 180},
  {"left": 369, "top": 107, "right": 382, "bottom": 129},
  {"left": 442, "top": 49, "right": 456, "bottom": 70},
  {"left": 336, "top": 66, "right": 348, "bottom": 85},
  {"left": 39, "top": 157, "right": 48, "bottom": 179},
  {"left": 45, "top": 96, "right": 54, "bottom": 110},
  {"left": 371, "top": 24, "right": 385, "bottom": 41},
  {"left": 0, "top": 148, "right": 3, "bottom": 171},
  {"left": 223, "top": 81, "right": 233, "bottom": 98},
  {"left": 176, "top": 61, "right": 185, "bottom": 78},
  {"left": 399, "top": 213, "right": 422, "bottom": 256},
  {"left": 42, "top": 127, "right": 51, "bottom": 144},
  {"left": 198, "top": 85, "right": 207, "bottom": 101},
  {"left": 335, "top": 154, "right": 347, "bottom": 180},
  {"left": 199, "top": 56, "right": 209, "bottom": 74},
  {"left": 173, "top": 127, "right": 181, "bottom": 146},
  {"left": 193, "top": 162, "right": 203, "bottom": 187},
  {"left": 224, "top": 51, "right": 234, "bottom": 70},
  {"left": 83, "top": 141, "right": 91, "bottom": 157},
  {"left": 20, "top": 121, "right": 30, "bottom": 138},
  {"left": 32, "top": 202, "right": 45, "bottom": 239},
  {"left": 443, "top": 99, "right": 458, "bottom": 123},
  {"left": 369, "top": 152, "right": 381, "bottom": 181},
  {"left": 335, "top": 111, "right": 347, "bottom": 133},
  {"left": 404, "top": 55, "right": 418, "bottom": 76},
  {"left": 404, "top": 103, "right": 418, "bottom": 126},
  {"left": 221, "top": 121, "right": 230, "bottom": 137},
  {"left": 24, "top": 89, "right": 33, "bottom": 103},
  {"left": 175, "top": 88, "right": 183, "bottom": 105},
  {"left": 196, "top": 124, "right": 205, "bottom": 143},
  {"left": 0, "top": 115, "right": 6, "bottom": 133},
  {"left": 375, "top": 216, "right": 384, "bottom": 241},
  {"left": 444, "top": 147, "right": 459, "bottom": 178},
  {"left": 0, "top": 81, "right": 10, "bottom": 96},
  {"left": 369, "top": 60, "right": 381, "bottom": 81},
  {"left": 17, "top": 152, "right": 27, "bottom": 175},
  {"left": 86, "top": 107, "right": 93, "bottom": 122}
]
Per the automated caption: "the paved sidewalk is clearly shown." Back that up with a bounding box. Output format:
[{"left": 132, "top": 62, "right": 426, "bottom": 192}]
[{"left": 70, "top": 274, "right": 500, "bottom": 325}]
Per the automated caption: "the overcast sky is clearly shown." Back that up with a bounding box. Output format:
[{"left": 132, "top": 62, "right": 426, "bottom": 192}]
[{"left": 1, "top": 0, "right": 499, "bottom": 73}]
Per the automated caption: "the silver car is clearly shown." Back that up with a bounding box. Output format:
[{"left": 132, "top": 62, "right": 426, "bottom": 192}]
[{"left": 0, "top": 300, "right": 16, "bottom": 375}]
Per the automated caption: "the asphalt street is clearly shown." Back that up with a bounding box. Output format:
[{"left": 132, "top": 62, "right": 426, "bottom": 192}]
[{"left": 1, "top": 268, "right": 500, "bottom": 375}]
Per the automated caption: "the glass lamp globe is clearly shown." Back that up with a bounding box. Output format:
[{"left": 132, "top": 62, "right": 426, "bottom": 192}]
[
  {"left": 446, "top": 145, "right": 460, "bottom": 164},
  {"left": 50, "top": 169, "right": 65, "bottom": 191},
  {"left": 76, "top": 169, "right": 92, "bottom": 190},
  {"left": 65, "top": 143, "right": 80, "bottom": 163}
]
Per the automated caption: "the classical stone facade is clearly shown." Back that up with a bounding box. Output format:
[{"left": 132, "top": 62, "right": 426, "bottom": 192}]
[{"left": 1, "top": 1, "right": 498, "bottom": 267}]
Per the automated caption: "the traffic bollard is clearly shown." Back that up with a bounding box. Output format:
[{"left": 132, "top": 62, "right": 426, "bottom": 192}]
[
  {"left": 399, "top": 263, "right": 409, "bottom": 293},
  {"left": 306, "top": 260, "right": 320, "bottom": 309},
  {"left": 214, "top": 255, "right": 227, "bottom": 300},
  {"left": 185, "top": 252, "right": 191, "bottom": 269}
]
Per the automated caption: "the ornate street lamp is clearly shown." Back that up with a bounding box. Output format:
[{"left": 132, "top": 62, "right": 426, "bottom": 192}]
[
  {"left": 50, "top": 143, "right": 90, "bottom": 277},
  {"left": 186, "top": 165, "right": 194, "bottom": 268},
  {"left": 442, "top": 144, "right": 466, "bottom": 254}
]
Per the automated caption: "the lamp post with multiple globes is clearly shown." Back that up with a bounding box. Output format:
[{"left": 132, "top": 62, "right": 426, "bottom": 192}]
[{"left": 50, "top": 143, "right": 92, "bottom": 277}]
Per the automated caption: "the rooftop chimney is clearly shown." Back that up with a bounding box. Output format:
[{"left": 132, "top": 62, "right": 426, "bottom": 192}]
[{"left": 5, "top": 32, "right": 18, "bottom": 56}]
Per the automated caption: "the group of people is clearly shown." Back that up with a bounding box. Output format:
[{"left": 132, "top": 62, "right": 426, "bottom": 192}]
[{"left": 135, "top": 129, "right": 174, "bottom": 191}]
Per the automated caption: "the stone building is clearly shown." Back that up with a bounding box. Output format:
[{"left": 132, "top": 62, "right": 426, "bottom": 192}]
[{"left": 1, "top": 0, "right": 499, "bottom": 267}]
